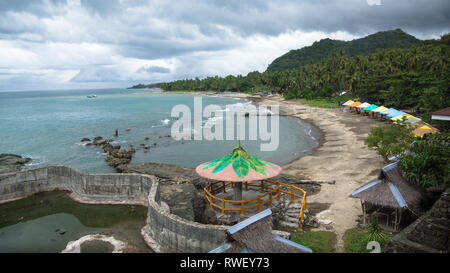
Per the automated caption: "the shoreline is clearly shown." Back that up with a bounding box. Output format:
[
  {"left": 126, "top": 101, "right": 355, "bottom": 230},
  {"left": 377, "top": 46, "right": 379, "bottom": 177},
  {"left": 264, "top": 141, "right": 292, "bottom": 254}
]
[{"left": 145, "top": 90, "right": 323, "bottom": 166}]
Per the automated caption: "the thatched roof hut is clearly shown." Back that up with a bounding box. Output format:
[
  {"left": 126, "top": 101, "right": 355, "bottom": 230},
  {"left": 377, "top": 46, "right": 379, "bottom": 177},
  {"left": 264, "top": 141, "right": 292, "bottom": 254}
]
[
  {"left": 209, "top": 209, "right": 312, "bottom": 253},
  {"left": 350, "top": 162, "right": 425, "bottom": 231}
]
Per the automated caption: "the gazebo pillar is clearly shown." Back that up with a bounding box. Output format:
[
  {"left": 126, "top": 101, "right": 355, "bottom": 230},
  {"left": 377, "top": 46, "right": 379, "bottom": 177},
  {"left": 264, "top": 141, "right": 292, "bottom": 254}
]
[{"left": 234, "top": 183, "right": 243, "bottom": 201}]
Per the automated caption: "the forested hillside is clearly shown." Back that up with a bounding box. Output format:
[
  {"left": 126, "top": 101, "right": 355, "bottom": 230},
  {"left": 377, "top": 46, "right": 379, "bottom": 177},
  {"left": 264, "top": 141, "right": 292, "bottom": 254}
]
[{"left": 266, "top": 29, "right": 421, "bottom": 72}]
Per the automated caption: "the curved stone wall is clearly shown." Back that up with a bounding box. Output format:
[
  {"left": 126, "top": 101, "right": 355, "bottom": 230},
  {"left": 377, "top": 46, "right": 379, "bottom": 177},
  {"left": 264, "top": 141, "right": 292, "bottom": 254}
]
[{"left": 0, "top": 166, "right": 229, "bottom": 253}]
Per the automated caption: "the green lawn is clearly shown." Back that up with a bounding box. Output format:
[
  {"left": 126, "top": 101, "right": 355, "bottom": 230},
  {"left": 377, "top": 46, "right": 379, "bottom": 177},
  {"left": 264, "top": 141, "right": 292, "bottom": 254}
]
[
  {"left": 290, "top": 231, "right": 337, "bottom": 253},
  {"left": 343, "top": 228, "right": 391, "bottom": 253},
  {"left": 297, "top": 98, "right": 342, "bottom": 108}
]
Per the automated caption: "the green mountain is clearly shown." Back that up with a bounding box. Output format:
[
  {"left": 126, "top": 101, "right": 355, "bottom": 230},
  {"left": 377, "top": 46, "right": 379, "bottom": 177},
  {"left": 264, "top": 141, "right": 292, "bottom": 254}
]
[{"left": 266, "top": 29, "right": 422, "bottom": 72}]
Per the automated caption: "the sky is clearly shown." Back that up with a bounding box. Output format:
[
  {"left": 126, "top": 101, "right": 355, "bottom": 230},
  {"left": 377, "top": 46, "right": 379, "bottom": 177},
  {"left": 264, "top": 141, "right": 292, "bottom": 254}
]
[{"left": 0, "top": 0, "right": 449, "bottom": 91}]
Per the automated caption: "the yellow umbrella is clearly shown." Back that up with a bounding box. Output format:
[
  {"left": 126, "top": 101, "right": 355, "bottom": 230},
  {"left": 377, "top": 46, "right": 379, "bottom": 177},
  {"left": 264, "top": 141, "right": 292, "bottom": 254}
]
[
  {"left": 372, "top": 106, "right": 388, "bottom": 112},
  {"left": 412, "top": 125, "right": 439, "bottom": 137},
  {"left": 349, "top": 102, "right": 362, "bottom": 107}
]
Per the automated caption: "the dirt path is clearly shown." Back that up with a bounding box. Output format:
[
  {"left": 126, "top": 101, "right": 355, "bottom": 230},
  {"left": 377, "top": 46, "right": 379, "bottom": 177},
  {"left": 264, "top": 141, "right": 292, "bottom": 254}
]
[{"left": 259, "top": 96, "right": 386, "bottom": 252}]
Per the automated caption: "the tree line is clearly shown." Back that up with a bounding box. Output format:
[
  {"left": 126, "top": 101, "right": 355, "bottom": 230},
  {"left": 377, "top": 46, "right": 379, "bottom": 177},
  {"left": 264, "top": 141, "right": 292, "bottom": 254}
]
[{"left": 159, "top": 34, "right": 449, "bottom": 129}]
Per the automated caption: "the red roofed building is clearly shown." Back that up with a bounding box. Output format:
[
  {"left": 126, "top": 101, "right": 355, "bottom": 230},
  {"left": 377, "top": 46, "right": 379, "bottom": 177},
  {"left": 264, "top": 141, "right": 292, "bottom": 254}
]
[{"left": 431, "top": 107, "right": 450, "bottom": 121}]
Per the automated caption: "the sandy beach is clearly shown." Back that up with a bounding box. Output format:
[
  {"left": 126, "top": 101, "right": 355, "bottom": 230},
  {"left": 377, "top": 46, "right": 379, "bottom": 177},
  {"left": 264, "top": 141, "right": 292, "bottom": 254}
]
[
  {"left": 147, "top": 90, "right": 387, "bottom": 251},
  {"left": 258, "top": 95, "right": 386, "bottom": 252}
]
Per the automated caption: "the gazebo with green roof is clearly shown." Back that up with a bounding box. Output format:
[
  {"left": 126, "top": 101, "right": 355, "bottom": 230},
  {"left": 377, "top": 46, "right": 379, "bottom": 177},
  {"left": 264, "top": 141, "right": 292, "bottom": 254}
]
[{"left": 196, "top": 141, "right": 282, "bottom": 200}]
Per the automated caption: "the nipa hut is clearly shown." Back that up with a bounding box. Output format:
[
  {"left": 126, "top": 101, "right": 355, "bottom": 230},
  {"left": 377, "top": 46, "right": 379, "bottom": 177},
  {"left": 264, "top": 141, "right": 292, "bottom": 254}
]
[
  {"left": 350, "top": 162, "right": 425, "bottom": 231},
  {"left": 209, "top": 209, "right": 312, "bottom": 253}
]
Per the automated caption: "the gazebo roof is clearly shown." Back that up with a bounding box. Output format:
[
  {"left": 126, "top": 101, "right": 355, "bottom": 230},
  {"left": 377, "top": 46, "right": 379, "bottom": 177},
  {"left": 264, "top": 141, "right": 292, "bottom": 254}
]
[
  {"left": 195, "top": 142, "right": 281, "bottom": 182},
  {"left": 350, "top": 162, "right": 424, "bottom": 210},
  {"left": 209, "top": 209, "right": 312, "bottom": 253}
]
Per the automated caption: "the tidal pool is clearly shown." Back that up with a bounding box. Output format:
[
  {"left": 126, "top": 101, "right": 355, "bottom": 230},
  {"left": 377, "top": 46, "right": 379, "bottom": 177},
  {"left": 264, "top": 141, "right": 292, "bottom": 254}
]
[{"left": 0, "top": 191, "right": 152, "bottom": 253}]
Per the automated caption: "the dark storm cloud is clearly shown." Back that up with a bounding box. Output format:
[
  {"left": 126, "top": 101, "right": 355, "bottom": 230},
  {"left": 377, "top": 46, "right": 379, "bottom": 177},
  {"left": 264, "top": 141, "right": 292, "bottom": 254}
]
[{"left": 1, "top": 0, "right": 449, "bottom": 57}]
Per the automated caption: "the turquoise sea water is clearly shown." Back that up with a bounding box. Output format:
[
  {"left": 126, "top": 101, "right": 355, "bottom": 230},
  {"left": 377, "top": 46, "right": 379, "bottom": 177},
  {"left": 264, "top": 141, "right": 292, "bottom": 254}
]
[{"left": 0, "top": 88, "right": 319, "bottom": 173}]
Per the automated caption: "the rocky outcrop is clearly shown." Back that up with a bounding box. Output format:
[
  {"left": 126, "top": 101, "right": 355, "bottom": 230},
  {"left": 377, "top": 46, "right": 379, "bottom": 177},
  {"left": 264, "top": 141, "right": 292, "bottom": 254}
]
[
  {"left": 192, "top": 194, "right": 218, "bottom": 225},
  {"left": 116, "top": 162, "right": 210, "bottom": 190},
  {"left": 82, "top": 136, "right": 135, "bottom": 169},
  {"left": 105, "top": 148, "right": 135, "bottom": 168},
  {"left": 0, "top": 154, "right": 31, "bottom": 174},
  {"left": 384, "top": 188, "right": 450, "bottom": 253},
  {"left": 117, "top": 162, "right": 204, "bottom": 221}
]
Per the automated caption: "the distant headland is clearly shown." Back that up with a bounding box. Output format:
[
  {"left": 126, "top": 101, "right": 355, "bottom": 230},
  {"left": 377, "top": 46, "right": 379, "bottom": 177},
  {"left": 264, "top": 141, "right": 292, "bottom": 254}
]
[{"left": 127, "top": 83, "right": 163, "bottom": 89}]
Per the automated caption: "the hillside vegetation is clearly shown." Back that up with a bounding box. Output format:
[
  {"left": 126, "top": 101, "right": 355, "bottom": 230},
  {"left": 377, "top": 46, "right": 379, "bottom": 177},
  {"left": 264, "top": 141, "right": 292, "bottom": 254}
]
[{"left": 267, "top": 29, "right": 421, "bottom": 72}]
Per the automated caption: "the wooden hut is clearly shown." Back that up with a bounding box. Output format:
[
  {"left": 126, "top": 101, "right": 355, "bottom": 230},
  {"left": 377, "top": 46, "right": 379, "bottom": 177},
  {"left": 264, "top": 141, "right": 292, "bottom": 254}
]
[
  {"left": 209, "top": 209, "right": 312, "bottom": 253},
  {"left": 350, "top": 162, "right": 425, "bottom": 231}
]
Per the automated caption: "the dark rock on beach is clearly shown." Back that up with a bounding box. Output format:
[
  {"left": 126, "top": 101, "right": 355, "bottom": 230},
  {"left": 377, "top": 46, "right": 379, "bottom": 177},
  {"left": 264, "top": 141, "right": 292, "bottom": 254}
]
[{"left": 0, "top": 154, "right": 31, "bottom": 174}]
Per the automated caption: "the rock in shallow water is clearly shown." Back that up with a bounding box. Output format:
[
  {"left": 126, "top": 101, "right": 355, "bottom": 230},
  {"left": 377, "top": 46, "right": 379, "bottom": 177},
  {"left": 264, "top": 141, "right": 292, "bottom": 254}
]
[{"left": 0, "top": 154, "right": 31, "bottom": 174}]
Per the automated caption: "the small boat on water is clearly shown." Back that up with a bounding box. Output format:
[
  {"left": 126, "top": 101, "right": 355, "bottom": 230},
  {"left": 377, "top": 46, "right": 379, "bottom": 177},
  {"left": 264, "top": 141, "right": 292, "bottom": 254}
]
[{"left": 86, "top": 94, "right": 97, "bottom": 98}]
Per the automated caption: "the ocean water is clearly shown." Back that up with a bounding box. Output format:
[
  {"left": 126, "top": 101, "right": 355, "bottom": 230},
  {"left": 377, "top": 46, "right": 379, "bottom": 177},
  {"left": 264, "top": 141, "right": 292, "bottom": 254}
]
[{"left": 0, "top": 88, "right": 319, "bottom": 173}]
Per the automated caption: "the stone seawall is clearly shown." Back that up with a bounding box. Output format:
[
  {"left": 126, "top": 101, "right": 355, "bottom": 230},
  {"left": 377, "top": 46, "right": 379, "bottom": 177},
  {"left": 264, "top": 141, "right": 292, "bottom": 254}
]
[
  {"left": 0, "top": 166, "right": 235, "bottom": 253},
  {"left": 145, "top": 181, "right": 228, "bottom": 252},
  {"left": 0, "top": 166, "right": 153, "bottom": 205}
]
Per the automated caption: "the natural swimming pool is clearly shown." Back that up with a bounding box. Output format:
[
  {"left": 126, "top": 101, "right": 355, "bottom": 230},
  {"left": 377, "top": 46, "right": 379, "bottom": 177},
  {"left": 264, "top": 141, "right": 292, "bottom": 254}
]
[{"left": 0, "top": 190, "right": 152, "bottom": 253}]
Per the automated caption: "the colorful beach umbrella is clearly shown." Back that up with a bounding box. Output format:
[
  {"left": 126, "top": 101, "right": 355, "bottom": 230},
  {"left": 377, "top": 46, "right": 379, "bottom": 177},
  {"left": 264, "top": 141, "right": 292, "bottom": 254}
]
[
  {"left": 349, "top": 102, "right": 362, "bottom": 107},
  {"left": 364, "top": 104, "right": 379, "bottom": 111},
  {"left": 356, "top": 102, "right": 371, "bottom": 109},
  {"left": 412, "top": 125, "right": 439, "bottom": 138},
  {"left": 391, "top": 114, "right": 421, "bottom": 122},
  {"left": 403, "top": 118, "right": 421, "bottom": 124},
  {"left": 386, "top": 110, "right": 406, "bottom": 118},
  {"left": 380, "top": 108, "right": 397, "bottom": 116},
  {"left": 371, "top": 106, "right": 388, "bottom": 112},
  {"left": 196, "top": 142, "right": 282, "bottom": 182},
  {"left": 342, "top": 100, "right": 355, "bottom": 106}
]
